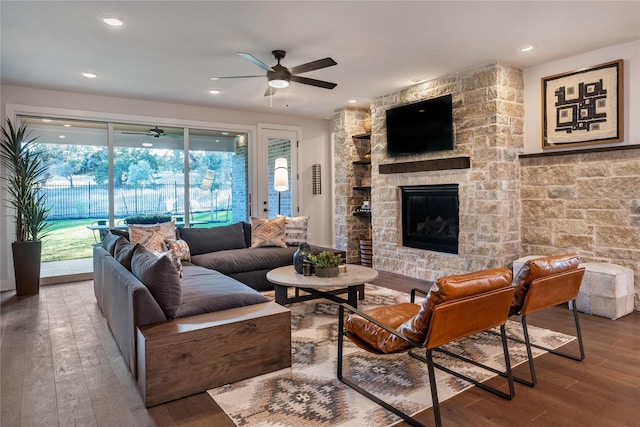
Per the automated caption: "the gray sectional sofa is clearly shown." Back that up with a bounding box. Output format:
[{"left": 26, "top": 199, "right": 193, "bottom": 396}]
[{"left": 93, "top": 220, "right": 343, "bottom": 406}]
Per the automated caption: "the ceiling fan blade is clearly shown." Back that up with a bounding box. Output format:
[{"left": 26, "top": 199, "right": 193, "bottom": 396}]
[
  {"left": 264, "top": 87, "right": 278, "bottom": 97},
  {"left": 211, "top": 75, "right": 264, "bottom": 80},
  {"left": 289, "top": 57, "right": 337, "bottom": 75},
  {"left": 290, "top": 75, "right": 337, "bottom": 89},
  {"left": 237, "top": 52, "right": 273, "bottom": 72}
]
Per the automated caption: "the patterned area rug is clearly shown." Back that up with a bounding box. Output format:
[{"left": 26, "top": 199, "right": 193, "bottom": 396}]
[{"left": 208, "top": 285, "right": 575, "bottom": 427}]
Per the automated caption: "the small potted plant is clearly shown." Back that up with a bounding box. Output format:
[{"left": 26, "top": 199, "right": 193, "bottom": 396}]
[{"left": 304, "top": 251, "right": 343, "bottom": 277}]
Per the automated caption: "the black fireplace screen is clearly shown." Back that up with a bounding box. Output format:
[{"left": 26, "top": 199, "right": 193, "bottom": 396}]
[{"left": 401, "top": 184, "right": 459, "bottom": 254}]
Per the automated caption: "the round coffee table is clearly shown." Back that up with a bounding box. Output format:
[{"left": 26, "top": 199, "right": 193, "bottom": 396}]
[{"left": 266, "top": 264, "right": 378, "bottom": 308}]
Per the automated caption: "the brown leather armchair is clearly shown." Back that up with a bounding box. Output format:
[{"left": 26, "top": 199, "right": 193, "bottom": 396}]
[
  {"left": 337, "top": 268, "right": 516, "bottom": 427},
  {"left": 508, "top": 253, "right": 586, "bottom": 386}
]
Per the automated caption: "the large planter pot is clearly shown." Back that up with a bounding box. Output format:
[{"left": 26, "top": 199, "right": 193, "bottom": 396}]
[
  {"left": 12, "top": 240, "right": 42, "bottom": 296},
  {"left": 315, "top": 266, "right": 339, "bottom": 278}
]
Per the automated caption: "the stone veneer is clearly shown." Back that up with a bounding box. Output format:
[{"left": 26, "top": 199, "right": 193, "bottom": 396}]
[
  {"left": 333, "top": 61, "right": 639, "bottom": 311},
  {"left": 335, "top": 62, "right": 525, "bottom": 279},
  {"left": 333, "top": 108, "right": 371, "bottom": 263},
  {"left": 519, "top": 148, "right": 640, "bottom": 310}
]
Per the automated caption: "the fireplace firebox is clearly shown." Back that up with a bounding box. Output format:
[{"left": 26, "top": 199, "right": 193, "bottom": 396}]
[{"left": 401, "top": 184, "right": 459, "bottom": 254}]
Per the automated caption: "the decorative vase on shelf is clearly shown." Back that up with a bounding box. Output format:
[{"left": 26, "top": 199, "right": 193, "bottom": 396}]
[{"left": 293, "top": 242, "right": 311, "bottom": 274}]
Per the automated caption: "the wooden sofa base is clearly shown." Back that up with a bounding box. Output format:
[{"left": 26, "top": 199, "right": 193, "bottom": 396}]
[{"left": 136, "top": 301, "right": 291, "bottom": 407}]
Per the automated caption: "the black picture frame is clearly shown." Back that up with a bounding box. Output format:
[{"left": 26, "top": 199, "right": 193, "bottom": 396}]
[{"left": 542, "top": 59, "right": 623, "bottom": 149}]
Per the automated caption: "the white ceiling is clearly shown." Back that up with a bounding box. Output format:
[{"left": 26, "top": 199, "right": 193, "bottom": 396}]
[{"left": 2, "top": 1, "right": 639, "bottom": 119}]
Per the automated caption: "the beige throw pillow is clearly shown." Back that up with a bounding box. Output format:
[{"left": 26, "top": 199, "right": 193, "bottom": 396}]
[
  {"left": 250, "top": 216, "right": 287, "bottom": 248},
  {"left": 128, "top": 221, "right": 176, "bottom": 252}
]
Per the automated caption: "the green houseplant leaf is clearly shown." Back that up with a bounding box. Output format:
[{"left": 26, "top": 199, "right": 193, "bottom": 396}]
[
  {"left": 304, "top": 251, "right": 343, "bottom": 268},
  {"left": 0, "top": 118, "right": 50, "bottom": 241}
]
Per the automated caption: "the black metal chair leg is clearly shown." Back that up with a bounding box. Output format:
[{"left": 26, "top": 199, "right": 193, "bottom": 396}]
[
  {"left": 336, "top": 305, "right": 427, "bottom": 427},
  {"left": 425, "top": 350, "right": 443, "bottom": 427},
  {"left": 411, "top": 325, "right": 515, "bottom": 400}
]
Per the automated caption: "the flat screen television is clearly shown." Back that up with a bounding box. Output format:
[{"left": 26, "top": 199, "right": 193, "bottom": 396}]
[{"left": 386, "top": 94, "right": 453, "bottom": 157}]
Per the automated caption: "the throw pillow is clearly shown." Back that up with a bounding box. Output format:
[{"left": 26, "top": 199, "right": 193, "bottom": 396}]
[
  {"left": 177, "top": 222, "right": 246, "bottom": 255},
  {"left": 152, "top": 250, "right": 183, "bottom": 278},
  {"left": 131, "top": 245, "right": 182, "bottom": 319},
  {"left": 250, "top": 216, "right": 287, "bottom": 248},
  {"left": 114, "top": 240, "right": 138, "bottom": 271},
  {"left": 283, "top": 216, "right": 309, "bottom": 246},
  {"left": 165, "top": 239, "right": 191, "bottom": 262},
  {"left": 109, "top": 228, "right": 130, "bottom": 240},
  {"left": 101, "top": 232, "right": 122, "bottom": 255},
  {"left": 128, "top": 221, "right": 176, "bottom": 252}
]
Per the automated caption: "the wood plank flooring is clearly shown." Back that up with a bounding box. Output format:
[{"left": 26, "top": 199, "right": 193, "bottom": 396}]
[{"left": 1, "top": 271, "right": 639, "bottom": 426}]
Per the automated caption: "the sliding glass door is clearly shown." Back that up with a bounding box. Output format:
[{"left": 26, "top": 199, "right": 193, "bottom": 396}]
[{"left": 16, "top": 115, "right": 250, "bottom": 281}]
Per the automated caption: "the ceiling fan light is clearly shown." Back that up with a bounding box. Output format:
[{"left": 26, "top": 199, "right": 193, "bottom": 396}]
[{"left": 268, "top": 79, "right": 290, "bottom": 89}]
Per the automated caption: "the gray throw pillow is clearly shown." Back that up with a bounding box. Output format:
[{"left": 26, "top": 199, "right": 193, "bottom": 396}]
[
  {"left": 131, "top": 245, "right": 182, "bottom": 319},
  {"left": 102, "top": 233, "right": 123, "bottom": 256},
  {"left": 114, "top": 240, "right": 138, "bottom": 271},
  {"left": 178, "top": 222, "right": 246, "bottom": 255}
]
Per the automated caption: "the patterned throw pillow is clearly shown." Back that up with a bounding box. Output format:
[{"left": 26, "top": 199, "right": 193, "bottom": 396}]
[
  {"left": 283, "top": 216, "right": 309, "bottom": 246},
  {"left": 250, "top": 216, "right": 287, "bottom": 248},
  {"left": 165, "top": 239, "right": 191, "bottom": 262},
  {"left": 128, "top": 221, "right": 176, "bottom": 252}
]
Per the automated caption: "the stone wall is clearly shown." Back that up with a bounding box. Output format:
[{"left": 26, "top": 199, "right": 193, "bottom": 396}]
[
  {"left": 520, "top": 148, "right": 640, "bottom": 310},
  {"left": 333, "top": 61, "right": 639, "bottom": 311},
  {"left": 332, "top": 108, "right": 371, "bottom": 262},
  {"left": 365, "top": 62, "right": 523, "bottom": 280}
]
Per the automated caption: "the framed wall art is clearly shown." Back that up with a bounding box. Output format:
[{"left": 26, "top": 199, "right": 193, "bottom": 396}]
[{"left": 542, "top": 59, "right": 623, "bottom": 149}]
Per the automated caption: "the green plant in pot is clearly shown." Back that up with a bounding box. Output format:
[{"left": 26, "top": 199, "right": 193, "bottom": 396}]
[
  {"left": 304, "top": 251, "right": 343, "bottom": 277},
  {"left": 1, "top": 118, "right": 50, "bottom": 295}
]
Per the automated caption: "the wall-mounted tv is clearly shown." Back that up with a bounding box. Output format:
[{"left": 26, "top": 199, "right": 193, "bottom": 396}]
[{"left": 386, "top": 93, "right": 453, "bottom": 157}]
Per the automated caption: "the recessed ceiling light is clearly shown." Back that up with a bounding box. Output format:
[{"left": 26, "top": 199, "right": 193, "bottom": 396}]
[
  {"left": 347, "top": 99, "right": 357, "bottom": 104},
  {"left": 142, "top": 142, "right": 153, "bottom": 147},
  {"left": 63, "top": 124, "right": 72, "bottom": 127},
  {"left": 210, "top": 77, "right": 219, "bottom": 81},
  {"left": 41, "top": 118, "right": 53, "bottom": 123},
  {"left": 82, "top": 72, "right": 98, "bottom": 79},
  {"left": 518, "top": 45, "right": 536, "bottom": 53},
  {"left": 58, "top": 135, "right": 66, "bottom": 139},
  {"left": 209, "top": 89, "right": 222, "bottom": 95},
  {"left": 102, "top": 16, "right": 124, "bottom": 26}
]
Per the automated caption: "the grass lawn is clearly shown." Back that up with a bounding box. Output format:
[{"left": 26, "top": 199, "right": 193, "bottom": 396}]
[{"left": 41, "top": 211, "right": 233, "bottom": 262}]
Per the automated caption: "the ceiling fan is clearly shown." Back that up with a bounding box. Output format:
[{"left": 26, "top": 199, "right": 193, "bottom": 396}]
[
  {"left": 212, "top": 50, "right": 337, "bottom": 96},
  {"left": 121, "top": 126, "right": 167, "bottom": 138}
]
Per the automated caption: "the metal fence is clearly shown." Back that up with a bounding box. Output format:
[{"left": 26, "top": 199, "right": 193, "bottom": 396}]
[{"left": 43, "top": 182, "right": 231, "bottom": 220}]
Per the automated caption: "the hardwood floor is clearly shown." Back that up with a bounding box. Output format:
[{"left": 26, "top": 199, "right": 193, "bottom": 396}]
[{"left": 1, "top": 271, "right": 638, "bottom": 426}]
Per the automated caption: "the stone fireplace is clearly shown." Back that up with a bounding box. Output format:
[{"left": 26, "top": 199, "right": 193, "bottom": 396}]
[
  {"left": 334, "top": 62, "right": 639, "bottom": 310},
  {"left": 334, "top": 62, "right": 525, "bottom": 280},
  {"left": 401, "top": 184, "right": 459, "bottom": 254}
]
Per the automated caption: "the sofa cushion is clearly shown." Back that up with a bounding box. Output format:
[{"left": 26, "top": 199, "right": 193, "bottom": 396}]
[
  {"left": 283, "top": 216, "right": 309, "bottom": 246},
  {"left": 190, "top": 246, "right": 297, "bottom": 274},
  {"left": 178, "top": 222, "right": 246, "bottom": 255},
  {"left": 176, "top": 266, "right": 270, "bottom": 318},
  {"left": 114, "top": 240, "right": 138, "bottom": 271},
  {"left": 250, "top": 217, "right": 287, "bottom": 248},
  {"left": 131, "top": 245, "right": 182, "bottom": 319},
  {"left": 109, "top": 228, "right": 130, "bottom": 240},
  {"left": 101, "top": 232, "right": 122, "bottom": 255}
]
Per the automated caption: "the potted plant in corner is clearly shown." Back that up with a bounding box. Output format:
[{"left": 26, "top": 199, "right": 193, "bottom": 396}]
[
  {"left": 1, "top": 118, "right": 50, "bottom": 295},
  {"left": 304, "top": 251, "right": 343, "bottom": 277}
]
